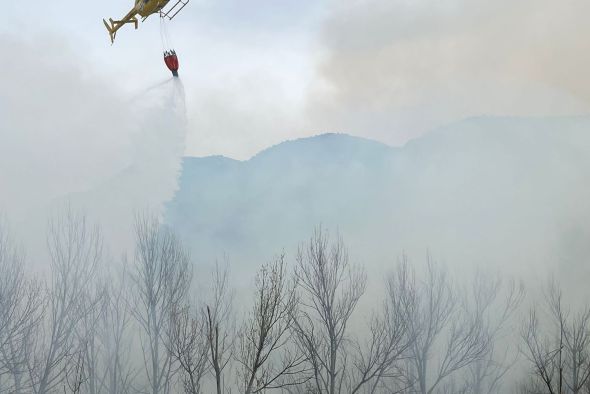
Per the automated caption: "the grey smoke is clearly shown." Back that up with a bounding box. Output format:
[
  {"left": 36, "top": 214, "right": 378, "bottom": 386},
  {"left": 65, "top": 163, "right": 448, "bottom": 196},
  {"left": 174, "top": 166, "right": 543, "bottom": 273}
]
[
  {"left": 0, "top": 33, "right": 187, "bottom": 260},
  {"left": 306, "top": 0, "right": 590, "bottom": 146}
]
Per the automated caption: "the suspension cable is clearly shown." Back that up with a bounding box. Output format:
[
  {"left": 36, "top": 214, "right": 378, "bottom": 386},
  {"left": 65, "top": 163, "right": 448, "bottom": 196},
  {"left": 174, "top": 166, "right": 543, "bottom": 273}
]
[{"left": 159, "top": 14, "right": 172, "bottom": 52}]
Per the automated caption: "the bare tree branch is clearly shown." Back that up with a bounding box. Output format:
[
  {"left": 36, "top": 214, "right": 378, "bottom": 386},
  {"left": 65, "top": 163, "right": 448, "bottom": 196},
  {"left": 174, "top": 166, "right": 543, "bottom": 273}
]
[
  {"left": 237, "top": 254, "right": 307, "bottom": 394},
  {"left": 293, "top": 227, "right": 367, "bottom": 394}
]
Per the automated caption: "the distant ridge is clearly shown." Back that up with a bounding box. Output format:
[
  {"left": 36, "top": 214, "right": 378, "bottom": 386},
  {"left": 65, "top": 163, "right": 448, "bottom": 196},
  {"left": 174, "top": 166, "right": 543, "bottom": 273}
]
[{"left": 166, "top": 117, "right": 590, "bottom": 288}]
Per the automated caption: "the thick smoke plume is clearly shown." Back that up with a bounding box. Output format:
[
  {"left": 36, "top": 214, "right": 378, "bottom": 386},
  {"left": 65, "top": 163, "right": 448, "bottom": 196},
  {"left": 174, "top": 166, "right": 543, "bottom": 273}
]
[
  {"left": 0, "top": 33, "right": 188, "bottom": 260},
  {"left": 307, "top": 0, "right": 590, "bottom": 145}
]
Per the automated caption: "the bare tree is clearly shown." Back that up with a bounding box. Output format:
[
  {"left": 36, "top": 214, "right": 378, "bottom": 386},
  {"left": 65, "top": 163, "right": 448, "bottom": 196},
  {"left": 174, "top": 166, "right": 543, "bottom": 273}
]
[
  {"left": 521, "top": 280, "right": 590, "bottom": 394},
  {"left": 367, "top": 259, "right": 421, "bottom": 393},
  {"left": 447, "top": 272, "right": 525, "bottom": 394},
  {"left": 206, "top": 262, "right": 234, "bottom": 394},
  {"left": 169, "top": 305, "right": 209, "bottom": 394},
  {"left": 130, "top": 214, "right": 192, "bottom": 394},
  {"left": 346, "top": 311, "right": 411, "bottom": 394},
  {"left": 293, "top": 228, "right": 367, "bottom": 394},
  {"left": 64, "top": 347, "right": 88, "bottom": 394},
  {"left": 27, "top": 209, "right": 102, "bottom": 394},
  {"left": 0, "top": 223, "right": 43, "bottom": 394},
  {"left": 402, "top": 257, "right": 493, "bottom": 394},
  {"left": 73, "top": 269, "right": 136, "bottom": 394},
  {"left": 98, "top": 271, "right": 136, "bottom": 394},
  {"left": 521, "top": 308, "right": 560, "bottom": 394},
  {"left": 74, "top": 269, "right": 137, "bottom": 394},
  {"left": 74, "top": 280, "right": 109, "bottom": 394},
  {"left": 344, "top": 260, "right": 417, "bottom": 394},
  {"left": 236, "top": 254, "right": 306, "bottom": 394}
]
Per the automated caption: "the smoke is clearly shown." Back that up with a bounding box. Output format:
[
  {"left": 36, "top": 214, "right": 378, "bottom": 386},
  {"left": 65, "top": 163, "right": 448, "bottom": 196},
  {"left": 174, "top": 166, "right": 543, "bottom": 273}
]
[
  {"left": 0, "top": 34, "right": 132, "bottom": 218},
  {"left": 0, "top": 33, "right": 188, "bottom": 261},
  {"left": 307, "top": 0, "right": 590, "bottom": 145},
  {"left": 70, "top": 78, "right": 188, "bottom": 255}
]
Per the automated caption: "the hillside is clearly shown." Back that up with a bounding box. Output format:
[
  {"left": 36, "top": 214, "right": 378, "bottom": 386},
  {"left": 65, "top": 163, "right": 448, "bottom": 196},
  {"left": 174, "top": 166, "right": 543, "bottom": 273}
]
[{"left": 165, "top": 117, "right": 590, "bottom": 286}]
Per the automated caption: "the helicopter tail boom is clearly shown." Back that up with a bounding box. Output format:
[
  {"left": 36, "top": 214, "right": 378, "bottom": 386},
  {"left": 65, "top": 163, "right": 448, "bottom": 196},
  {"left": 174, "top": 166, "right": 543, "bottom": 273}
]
[
  {"left": 103, "top": 19, "right": 118, "bottom": 43},
  {"left": 103, "top": 11, "right": 139, "bottom": 43}
]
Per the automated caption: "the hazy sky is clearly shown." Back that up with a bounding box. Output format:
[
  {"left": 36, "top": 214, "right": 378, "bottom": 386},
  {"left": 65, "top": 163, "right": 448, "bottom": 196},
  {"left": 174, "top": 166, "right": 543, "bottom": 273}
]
[{"left": 3, "top": 0, "right": 589, "bottom": 161}]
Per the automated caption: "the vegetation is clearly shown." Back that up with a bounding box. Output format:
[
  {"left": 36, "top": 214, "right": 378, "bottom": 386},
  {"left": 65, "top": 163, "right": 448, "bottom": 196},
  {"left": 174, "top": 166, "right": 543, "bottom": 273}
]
[{"left": 0, "top": 211, "right": 588, "bottom": 393}]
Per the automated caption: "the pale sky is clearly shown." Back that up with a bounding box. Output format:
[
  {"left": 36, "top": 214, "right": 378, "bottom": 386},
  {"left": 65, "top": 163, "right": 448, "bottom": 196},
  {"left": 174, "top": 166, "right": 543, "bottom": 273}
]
[{"left": 2, "top": 0, "right": 589, "bottom": 161}]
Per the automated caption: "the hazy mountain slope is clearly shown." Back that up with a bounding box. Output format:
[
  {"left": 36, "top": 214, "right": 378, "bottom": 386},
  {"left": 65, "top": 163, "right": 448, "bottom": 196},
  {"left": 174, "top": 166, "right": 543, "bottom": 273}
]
[{"left": 166, "top": 117, "right": 590, "bottom": 287}]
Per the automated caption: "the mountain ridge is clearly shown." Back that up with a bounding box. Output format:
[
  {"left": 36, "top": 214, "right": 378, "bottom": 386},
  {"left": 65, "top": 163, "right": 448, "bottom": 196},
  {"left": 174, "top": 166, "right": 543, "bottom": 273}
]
[{"left": 166, "top": 115, "right": 590, "bottom": 289}]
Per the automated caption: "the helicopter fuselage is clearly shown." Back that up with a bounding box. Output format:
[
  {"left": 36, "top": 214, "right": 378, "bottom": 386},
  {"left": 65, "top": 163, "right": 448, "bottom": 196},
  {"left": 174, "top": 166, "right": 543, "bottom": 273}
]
[{"left": 134, "top": 0, "right": 171, "bottom": 19}]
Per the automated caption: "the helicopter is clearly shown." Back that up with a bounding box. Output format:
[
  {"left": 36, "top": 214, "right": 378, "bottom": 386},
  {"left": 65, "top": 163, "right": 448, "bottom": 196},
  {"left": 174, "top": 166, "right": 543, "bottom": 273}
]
[{"left": 103, "top": 0, "right": 189, "bottom": 44}]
